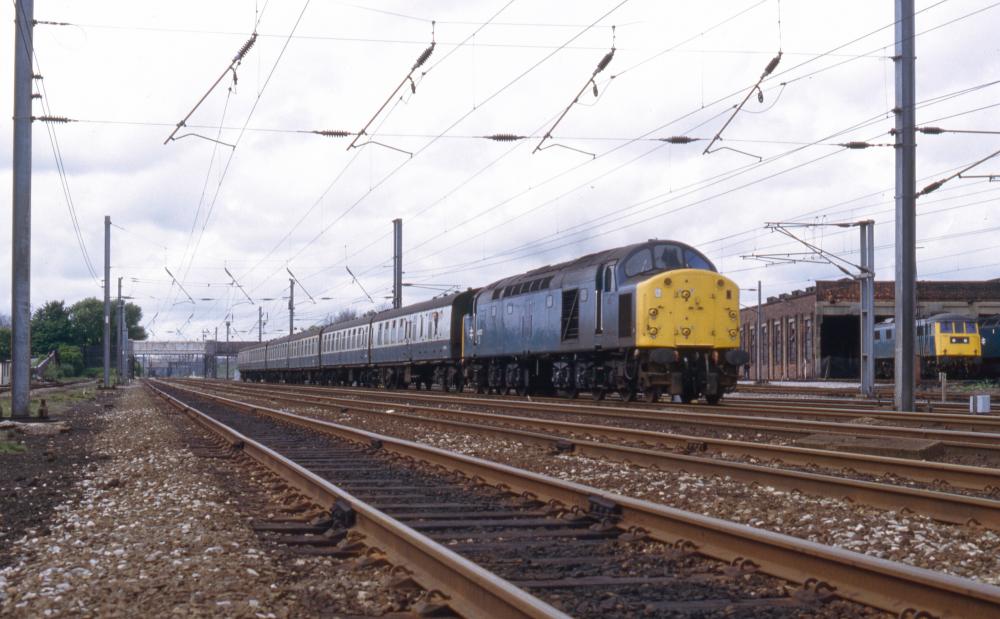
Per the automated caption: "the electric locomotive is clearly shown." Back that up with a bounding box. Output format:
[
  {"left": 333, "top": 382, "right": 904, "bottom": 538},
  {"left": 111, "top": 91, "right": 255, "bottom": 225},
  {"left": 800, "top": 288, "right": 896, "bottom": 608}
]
[{"left": 873, "top": 313, "right": 981, "bottom": 378}]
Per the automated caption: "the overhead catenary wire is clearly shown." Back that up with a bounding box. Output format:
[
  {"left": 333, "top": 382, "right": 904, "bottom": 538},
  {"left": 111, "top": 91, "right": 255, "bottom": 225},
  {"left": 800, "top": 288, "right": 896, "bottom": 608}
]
[
  {"left": 14, "top": 12, "right": 100, "bottom": 286},
  {"left": 246, "top": 0, "right": 632, "bottom": 306}
]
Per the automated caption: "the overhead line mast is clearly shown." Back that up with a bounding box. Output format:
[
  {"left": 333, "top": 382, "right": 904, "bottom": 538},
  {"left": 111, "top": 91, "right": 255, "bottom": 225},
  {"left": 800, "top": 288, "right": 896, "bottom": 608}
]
[{"left": 894, "top": 0, "right": 917, "bottom": 411}]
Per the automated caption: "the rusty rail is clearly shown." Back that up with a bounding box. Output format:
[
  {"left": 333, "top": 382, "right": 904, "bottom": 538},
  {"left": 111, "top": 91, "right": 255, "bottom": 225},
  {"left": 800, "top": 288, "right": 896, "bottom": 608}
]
[
  {"left": 146, "top": 381, "right": 567, "bottom": 619},
  {"left": 155, "top": 379, "right": 1000, "bottom": 618},
  {"left": 179, "top": 380, "right": 1000, "bottom": 528}
]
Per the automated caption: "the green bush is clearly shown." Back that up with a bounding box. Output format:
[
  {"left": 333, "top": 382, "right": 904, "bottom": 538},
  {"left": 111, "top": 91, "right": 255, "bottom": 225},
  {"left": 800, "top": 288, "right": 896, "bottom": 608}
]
[{"left": 56, "top": 344, "right": 84, "bottom": 377}]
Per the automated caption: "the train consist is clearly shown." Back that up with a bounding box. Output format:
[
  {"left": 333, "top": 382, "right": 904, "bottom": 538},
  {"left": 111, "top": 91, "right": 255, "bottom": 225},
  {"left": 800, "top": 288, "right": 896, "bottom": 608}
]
[
  {"left": 239, "top": 240, "right": 749, "bottom": 402},
  {"left": 873, "top": 313, "right": 982, "bottom": 378}
]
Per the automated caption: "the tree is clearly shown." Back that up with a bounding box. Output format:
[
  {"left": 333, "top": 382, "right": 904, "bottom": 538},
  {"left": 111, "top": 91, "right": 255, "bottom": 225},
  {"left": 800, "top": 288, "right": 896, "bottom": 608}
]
[
  {"left": 0, "top": 313, "right": 10, "bottom": 328},
  {"left": 326, "top": 308, "right": 358, "bottom": 325},
  {"left": 68, "top": 297, "right": 148, "bottom": 348},
  {"left": 31, "top": 301, "right": 73, "bottom": 354},
  {"left": 0, "top": 327, "right": 10, "bottom": 361},
  {"left": 56, "top": 344, "right": 84, "bottom": 377},
  {"left": 68, "top": 298, "right": 104, "bottom": 347},
  {"left": 124, "top": 302, "right": 147, "bottom": 341}
]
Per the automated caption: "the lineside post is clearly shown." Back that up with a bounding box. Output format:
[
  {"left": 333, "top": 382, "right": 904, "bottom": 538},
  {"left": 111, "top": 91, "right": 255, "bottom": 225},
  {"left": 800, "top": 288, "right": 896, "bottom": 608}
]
[
  {"left": 859, "top": 221, "right": 875, "bottom": 398},
  {"left": 103, "top": 216, "right": 111, "bottom": 389},
  {"left": 10, "top": 0, "right": 35, "bottom": 417}
]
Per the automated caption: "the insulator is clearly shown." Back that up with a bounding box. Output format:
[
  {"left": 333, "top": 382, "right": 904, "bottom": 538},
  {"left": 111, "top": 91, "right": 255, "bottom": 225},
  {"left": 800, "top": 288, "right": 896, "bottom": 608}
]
[
  {"left": 918, "top": 180, "right": 944, "bottom": 196},
  {"left": 484, "top": 134, "right": 527, "bottom": 142},
  {"left": 314, "top": 130, "right": 353, "bottom": 138},
  {"left": 592, "top": 82, "right": 599, "bottom": 97},
  {"left": 659, "top": 136, "right": 697, "bottom": 144},
  {"left": 34, "top": 115, "right": 72, "bottom": 123},
  {"left": 412, "top": 42, "right": 435, "bottom": 70},
  {"left": 234, "top": 33, "right": 258, "bottom": 62},
  {"left": 756, "top": 89, "right": 764, "bottom": 104},
  {"left": 594, "top": 48, "right": 616, "bottom": 75},
  {"left": 761, "top": 51, "right": 782, "bottom": 78},
  {"left": 840, "top": 141, "right": 872, "bottom": 149},
  {"left": 918, "top": 126, "right": 945, "bottom": 134}
]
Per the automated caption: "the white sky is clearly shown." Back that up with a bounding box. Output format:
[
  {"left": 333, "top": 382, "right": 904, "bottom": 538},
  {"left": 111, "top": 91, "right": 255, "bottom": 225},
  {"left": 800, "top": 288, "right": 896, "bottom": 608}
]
[{"left": 1, "top": 0, "right": 998, "bottom": 341}]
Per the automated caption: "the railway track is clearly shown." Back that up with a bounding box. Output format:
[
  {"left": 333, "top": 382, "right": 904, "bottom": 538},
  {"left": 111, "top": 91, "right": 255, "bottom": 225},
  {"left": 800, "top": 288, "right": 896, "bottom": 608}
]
[
  {"left": 176, "top": 380, "right": 1000, "bottom": 528},
  {"left": 735, "top": 383, "right": 993, "bottom": 408},
  {"left": 189, "top": 380, "right": 1000, "bottom": 463},
  {"left": 149, "top": 379, "right": 1000, "bottom": 617}
]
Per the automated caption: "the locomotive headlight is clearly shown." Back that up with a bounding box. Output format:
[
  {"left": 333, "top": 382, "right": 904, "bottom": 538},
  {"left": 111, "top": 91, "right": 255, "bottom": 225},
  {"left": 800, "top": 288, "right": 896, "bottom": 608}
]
[
  {"left": 680, "top": 290, "right": 691, "bottom": 300},
  {"left": 681, "top": 327, "right": 691, "bottom": 337},
  {"left": 728, "top": 310, "right": 737, "bottom": 321},
  {"left": 717, "top": 279, "right": 725, "bottom": 288},
  {"left": 648, "top": 308, "right": 659, "bottom": 318},
  {"left": 729, "top": 329, "right": 738, "bottom": 338},
  {"left": 648, "top": 327, "right": 658, "bottom": 337},
  {"left": 663, "top": 277, "right": 672, "bottom": 287}
]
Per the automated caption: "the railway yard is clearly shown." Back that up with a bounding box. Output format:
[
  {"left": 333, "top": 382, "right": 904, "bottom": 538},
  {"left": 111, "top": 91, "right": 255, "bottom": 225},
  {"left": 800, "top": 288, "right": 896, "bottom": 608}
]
[
  {"left": 4, "top": 1, "right": 1000, "bottom": 617},
  {"left": 2, "top": 380, "right": 999, "bottom": 617}
]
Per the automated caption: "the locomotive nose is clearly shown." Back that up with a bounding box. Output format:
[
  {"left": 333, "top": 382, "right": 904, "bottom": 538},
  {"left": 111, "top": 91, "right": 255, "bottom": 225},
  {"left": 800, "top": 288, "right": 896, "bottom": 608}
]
[{"left": 635, "top": 269, "right": 740, "bottom": 348}]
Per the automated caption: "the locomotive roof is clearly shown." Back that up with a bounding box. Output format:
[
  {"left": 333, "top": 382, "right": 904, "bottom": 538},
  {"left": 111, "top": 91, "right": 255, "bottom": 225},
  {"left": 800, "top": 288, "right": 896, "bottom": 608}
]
[{"left": 480, "top": 239, "right": 711, "bottom": 292}]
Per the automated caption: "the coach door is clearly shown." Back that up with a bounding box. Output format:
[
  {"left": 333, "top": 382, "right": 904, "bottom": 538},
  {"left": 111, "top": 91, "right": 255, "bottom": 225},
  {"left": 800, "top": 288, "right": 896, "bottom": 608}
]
[{"left": 594, "top": 262, "right": 616, "bottom": 346}]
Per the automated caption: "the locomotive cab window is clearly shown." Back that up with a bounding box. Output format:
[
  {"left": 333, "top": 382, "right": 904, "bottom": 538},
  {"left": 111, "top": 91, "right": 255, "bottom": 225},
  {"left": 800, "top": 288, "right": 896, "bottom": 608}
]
[{"left": 940, "top": 322, "right": 953, "bottom": 334}]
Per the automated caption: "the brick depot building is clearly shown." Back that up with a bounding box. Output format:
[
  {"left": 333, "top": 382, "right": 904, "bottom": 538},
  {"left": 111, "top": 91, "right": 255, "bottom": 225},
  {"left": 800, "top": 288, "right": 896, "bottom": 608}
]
[{"left": 739, "top": 280, "right": 1000, "bottom": 381}]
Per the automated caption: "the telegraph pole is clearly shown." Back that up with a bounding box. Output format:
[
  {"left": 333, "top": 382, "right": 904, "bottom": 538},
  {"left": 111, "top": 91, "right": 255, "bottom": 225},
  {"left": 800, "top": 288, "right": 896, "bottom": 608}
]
[
  {"left": 10, "top": 0, "right": 34, "bottom": 418},
  {"left": 103, "top": 216, "right": 111, "bottom": 389},
  {"left": 894, "top": 0, "right": 917, "bottom": 411},
  {"left": 258, "top": 306, "right": 263, "bottom": 342},
  {"left": 288, "top": 278, "right": 295, "bottom": 335},
  {"left": 225, "top": 319, "right": 231, "bottom": 380}
]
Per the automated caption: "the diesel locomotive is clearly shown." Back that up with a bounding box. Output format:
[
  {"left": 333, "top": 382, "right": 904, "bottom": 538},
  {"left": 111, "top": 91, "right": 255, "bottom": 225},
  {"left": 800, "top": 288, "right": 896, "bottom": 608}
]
[
  {"left": 238, "top": 240, "right": 749, "bottom": 403},
  {"left": 873, "top": 313, "right": 982, "bottom": 378}
]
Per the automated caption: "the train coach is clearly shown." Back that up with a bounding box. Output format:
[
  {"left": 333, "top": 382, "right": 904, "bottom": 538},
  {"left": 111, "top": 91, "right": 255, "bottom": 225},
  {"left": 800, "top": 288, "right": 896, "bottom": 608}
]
[
  {"left": 238, "top": 239, "right": 749, "bottom": 403},
  {"left": 873, "top": 313, "right": 981, "bottom": 378}
]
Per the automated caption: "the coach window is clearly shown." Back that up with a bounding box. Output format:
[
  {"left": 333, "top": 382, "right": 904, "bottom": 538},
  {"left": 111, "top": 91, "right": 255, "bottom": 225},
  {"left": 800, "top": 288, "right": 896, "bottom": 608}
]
[
  {"left": 507, "top": 303, "right": 513, "bottom": 314},
  {"left": 432, "top": 312, "right": 440, "bottom": 337}
]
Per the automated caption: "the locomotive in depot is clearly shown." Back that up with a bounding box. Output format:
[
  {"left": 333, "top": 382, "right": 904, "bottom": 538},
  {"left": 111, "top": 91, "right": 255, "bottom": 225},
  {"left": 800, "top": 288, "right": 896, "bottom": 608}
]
[
  {"left": 238, "top": 240, "right": 750, "bottom": 403},
  {"left": 873, "top": 313, "right": 982, "bottom": 378}
]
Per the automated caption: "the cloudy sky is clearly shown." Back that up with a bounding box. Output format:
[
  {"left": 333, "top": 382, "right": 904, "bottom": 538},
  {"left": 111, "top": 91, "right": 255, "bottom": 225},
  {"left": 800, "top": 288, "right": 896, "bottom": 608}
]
[{"left": 1, "top": 0, "right": 998, "bottom": 341}]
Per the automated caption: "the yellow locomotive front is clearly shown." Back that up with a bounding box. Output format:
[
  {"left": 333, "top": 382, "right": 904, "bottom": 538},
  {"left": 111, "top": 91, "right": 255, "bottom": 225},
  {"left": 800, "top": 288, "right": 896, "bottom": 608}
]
[{"left": 634, "top": 268, "right": 747, "bottom": 403}]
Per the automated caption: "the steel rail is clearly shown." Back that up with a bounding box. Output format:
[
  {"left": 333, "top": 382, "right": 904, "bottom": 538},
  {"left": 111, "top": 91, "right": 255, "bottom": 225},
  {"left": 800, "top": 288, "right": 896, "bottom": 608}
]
[
  {"left": 204, "top": 380, "right": 1000, "bottom": 453},
  {"left": 146, "top": 382, "right": 568, "bottom": 619},
  {"left": 152, "top": 379, "right": 1000, "bottom": 618},
  {"left": 194, "top": 380, "right": 1000, "bottom": 492},
  {"left": 183, "top": 380, "right": 1000, "bottom": 527}
]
